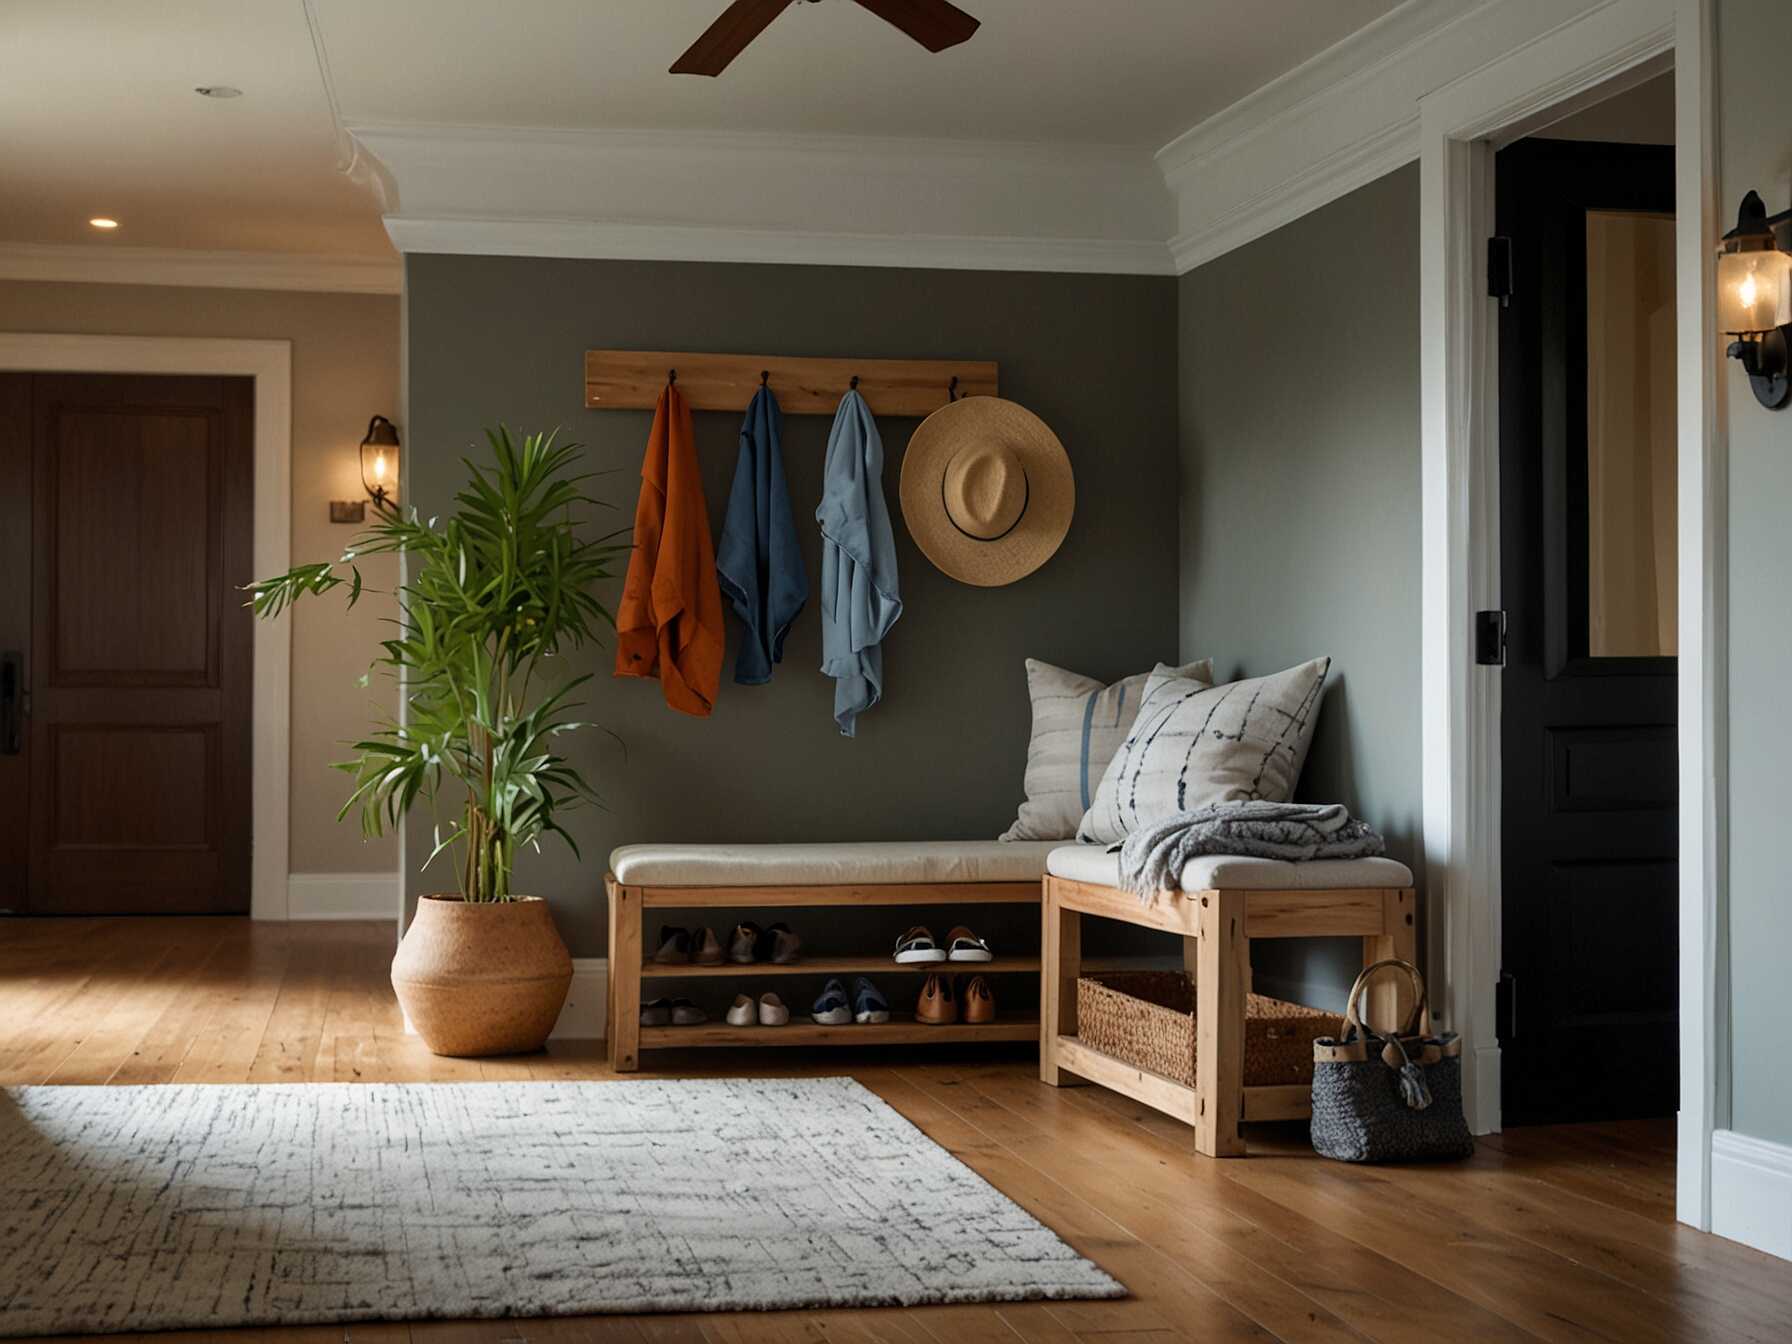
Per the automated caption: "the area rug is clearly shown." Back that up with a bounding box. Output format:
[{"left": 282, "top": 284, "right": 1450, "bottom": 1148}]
[{"left": 0, "top": 1077, "right": 1123, "bottom": 1335}]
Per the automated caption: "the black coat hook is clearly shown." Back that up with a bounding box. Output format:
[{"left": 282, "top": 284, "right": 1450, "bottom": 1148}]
[
  {"left": 668, "top": 367, "right": 677, "bottom": 386},
  {"left": 850, "top": 374, "right": 860, "bottom": 390},
  {"left": 947, "top": 375, "right": 959, "bottom": 402},
  {"left": 760, "top": 369, "right": 769, "bottom": 386}
]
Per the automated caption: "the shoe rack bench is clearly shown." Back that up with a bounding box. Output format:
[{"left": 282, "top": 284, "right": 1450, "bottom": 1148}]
[{"left": 605, "top": 874, "right": 1041, "bottom": 1071}]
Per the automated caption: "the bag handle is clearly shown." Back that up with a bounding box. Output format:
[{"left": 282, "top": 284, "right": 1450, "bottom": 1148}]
[{"left": 1341, "top": 958, "right": 1433, "bottom": 1042}]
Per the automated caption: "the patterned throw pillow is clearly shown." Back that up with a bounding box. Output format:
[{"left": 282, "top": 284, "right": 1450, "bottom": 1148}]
[
  {"left": 1076, "top": 657, "right": 1331, "bottom": 845},
  {"left": 999, "top": 658, "right": 1214, "bottom": 842}
]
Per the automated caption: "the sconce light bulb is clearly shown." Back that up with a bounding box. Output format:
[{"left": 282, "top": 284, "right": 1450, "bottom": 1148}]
[
  {"left": 374, "top": 450, "right": 388, "bottom": 483},
  {"left": 1740, "top": 272, "right": 1759, "bottom": 310}
]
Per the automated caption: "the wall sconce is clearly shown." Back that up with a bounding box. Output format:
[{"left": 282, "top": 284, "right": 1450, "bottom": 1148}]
[
  {"left": 360, "top": 415, "right": 401, "bottom": 510},
  {"left": 1718, "top": 190, "right": 1792, "bottom": 410}
]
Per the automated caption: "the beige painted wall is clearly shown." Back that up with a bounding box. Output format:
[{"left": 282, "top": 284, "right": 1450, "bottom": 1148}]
[{"left": 0, "top": 280, "right": 401, "bottom": 876}]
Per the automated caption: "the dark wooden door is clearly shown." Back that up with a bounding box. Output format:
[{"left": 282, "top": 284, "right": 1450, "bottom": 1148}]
[
  {"left": 0, "top": 373, "right": 253, "bottom": 915},
  {"left": 1496, "top": 139, "right": 1678, "bottom": 1125}
]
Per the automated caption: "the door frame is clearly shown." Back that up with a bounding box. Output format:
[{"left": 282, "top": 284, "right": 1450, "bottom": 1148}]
[
  {"left": 0, "top": 334, "right": 294, "bottom": 922},
  {"left": 1418, "top": 0, "right": 1725, "bottom": 1228}
]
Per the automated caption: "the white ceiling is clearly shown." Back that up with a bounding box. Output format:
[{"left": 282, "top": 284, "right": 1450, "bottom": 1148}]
[
  {"left": 0, "top": 0, "right": 1401, "bottom": 259},
  {"left": 319, "top": 0, "right": 1399, "bottom": 146},
  {"left": 0, "top": 1, "right": 389, "bottom": 256}
]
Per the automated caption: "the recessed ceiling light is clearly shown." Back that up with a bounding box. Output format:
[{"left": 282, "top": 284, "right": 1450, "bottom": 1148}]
[
  {"left": 195, "top": 85, "right": 242, "bottom": 99},
  {"left": 88, "top": 217, "right": 119, "bottom": 230}
]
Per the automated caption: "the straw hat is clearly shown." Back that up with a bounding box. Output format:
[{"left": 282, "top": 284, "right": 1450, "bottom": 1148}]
[{"left": 899, "top": 397, "right": 1074, "bottom": 588}]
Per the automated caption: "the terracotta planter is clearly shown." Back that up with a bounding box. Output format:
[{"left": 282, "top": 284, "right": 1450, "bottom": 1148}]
[{"left": 392, "top": 895, "right": 573, "bottom": 1057}]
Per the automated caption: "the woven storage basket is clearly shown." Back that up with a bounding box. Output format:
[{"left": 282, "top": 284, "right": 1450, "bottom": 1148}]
[{"left": 1076, "top": 970, "right": 1340, "bottom": 1088}]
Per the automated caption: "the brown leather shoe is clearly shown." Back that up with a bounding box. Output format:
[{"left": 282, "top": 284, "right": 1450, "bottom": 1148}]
[
  {"left": 960, "top": 975, "right": 995, "bottom": 1024},
  {"left": 916, "top": 973, "right": 957, "bottom": 1025},
  {"left": 691, "top": 927, "right": 724, "bottom": 966}
]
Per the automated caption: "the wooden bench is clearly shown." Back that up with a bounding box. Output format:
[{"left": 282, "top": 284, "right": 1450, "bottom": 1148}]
[
  {"left": 604, "top": 841, "right": 1057, "bottom": 1072},
  {"left": 1038, "top": 847, "right": 1416, "bottom": 1157}
]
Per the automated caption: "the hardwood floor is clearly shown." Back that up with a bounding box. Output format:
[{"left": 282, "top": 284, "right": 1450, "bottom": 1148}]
[{"left": 3, "top": 917, "right": 1789, "bottom": 1344}]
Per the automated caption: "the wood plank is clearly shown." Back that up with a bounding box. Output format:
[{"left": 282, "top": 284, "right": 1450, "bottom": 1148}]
[
  {"left": 638, "top": 1015, "right": 1039, "bottom": 1048},
  {"left": 584, "top": 350, "right": 997, "bottom": 417},
  {"left": 1193, "top": 890, "right": 1246, "bottom": 1157},
  {"left": 1242, "top": 888, "right": 1390, "bottom": 938},
  {"left": 1240, "top": 1083, "right": 1310, "bottom": 1122},
  {"left": 1049, "top": 877, "right": 1199, "bottom": 935},
  {"left": 636, "top": 881, "right": 1040, "bottom": 908},
  {"left": 609, "top": 881, "right": 642, "bottom": 1073},
  {"left": 641, "top": 955, "right": 1041, "bottom": 979},
  {"left": 1039, "top": 883, "right": 1081, "bottom": 1087},
  {"left": 1053, "top": 1036, "right": 1198, "bottom": 1126}
]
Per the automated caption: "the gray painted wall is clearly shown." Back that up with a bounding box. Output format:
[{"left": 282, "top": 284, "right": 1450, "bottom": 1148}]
[
  {"left": 404, "top": 254, "right": 1179, "bottom": 958},
  {"left": 1178, "top": 165, "right": 1425, "bottom": 1011},
  {"left": 1721, "top": 0, "right": 1792, "bottom": 1147}
]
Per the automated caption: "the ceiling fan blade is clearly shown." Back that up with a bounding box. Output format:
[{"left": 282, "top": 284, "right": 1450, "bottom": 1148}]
[
  {"left": 851, "top": 0, "right": 980, "bottom": 52},
  {"left": 670, "top": 0, "right": 796, "bottom": 76}
]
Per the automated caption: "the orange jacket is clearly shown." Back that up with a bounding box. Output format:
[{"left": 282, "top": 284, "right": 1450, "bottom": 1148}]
[{"left": 614, "top": 384, "right": 724, "bottom": 716}]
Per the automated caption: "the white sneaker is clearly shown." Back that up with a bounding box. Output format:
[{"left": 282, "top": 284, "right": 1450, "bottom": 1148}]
[
  {"left": 758, "top": 993, "right": 789, "bottom": 1027},
  {"left": 725, "top": 994, "right": 756, "bottom": 1026}
]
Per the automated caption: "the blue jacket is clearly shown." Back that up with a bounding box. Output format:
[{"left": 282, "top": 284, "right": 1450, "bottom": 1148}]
[
  {"left": 716, "top": 387, "right": 808, "bottom": 685},
  {"left": 816, "top": 390, "right": 902, "bottom": 736}
]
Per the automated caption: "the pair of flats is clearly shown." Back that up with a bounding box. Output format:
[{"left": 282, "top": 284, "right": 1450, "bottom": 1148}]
[
  {"left": 651, "top": 926, "right": 724, "bottom": 966},
  {"left": 811, "top": 976, "right": 890, "bottom": 1025},
  {"left": 640, "top": 997, "right": 707, "bottom": 1026},
  {"left": 893, "top": 925, "right": 992, "bottom": 965},
  {"left": 916, "top": 973, "right": 994, "bottom": 1025},
  {"left": 728, "top": 921, "right": 802, "bottom": 965},
  {"left": 725, "top": 993, "right": 790, "bottom": 1027}
]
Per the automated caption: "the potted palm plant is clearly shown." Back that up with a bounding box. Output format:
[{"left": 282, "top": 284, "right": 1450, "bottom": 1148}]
[{"left": 250, "top": 427, "right": 625, "bottom": 1056}]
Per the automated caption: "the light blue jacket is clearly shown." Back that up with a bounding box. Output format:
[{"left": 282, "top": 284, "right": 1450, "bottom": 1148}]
[{"left": 816, "top": 390, "right": 902, "bottom": 736}]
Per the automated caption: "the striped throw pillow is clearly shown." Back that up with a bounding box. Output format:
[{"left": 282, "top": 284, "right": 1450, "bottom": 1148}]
[
  {"left": 1077, "top": 657, "right": 1331, "bottom": 845},
  {"left": 999, "top": 658, "right": 1214, "bottom": 842}
]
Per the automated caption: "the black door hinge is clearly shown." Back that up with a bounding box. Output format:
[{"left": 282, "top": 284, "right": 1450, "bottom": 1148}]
[
  {"left": 1488, "top": 236, "right": 1514, "bottom": 307},
  {"left": 1475, "top": 609, "right": 1507, "bottom": 666},
  {"left": 1496, "top": 970, "right": 1518, "bottom": 1042}
]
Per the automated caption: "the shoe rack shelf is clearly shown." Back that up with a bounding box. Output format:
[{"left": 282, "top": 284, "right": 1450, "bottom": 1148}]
[
  {"left": 639, "top": 955, "right": 1042, "bottom": 979},
  {"left": 605, "top": 874, "right": 1042, "bottom": 1071},
  {"left": 639, "top": 1016, "right": 1038, "bottom": 1049}
]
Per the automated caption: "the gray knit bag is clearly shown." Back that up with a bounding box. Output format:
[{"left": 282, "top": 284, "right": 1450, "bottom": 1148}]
[{"left": 1310, "top": 959, "right": 1474, "bottom": 1163}]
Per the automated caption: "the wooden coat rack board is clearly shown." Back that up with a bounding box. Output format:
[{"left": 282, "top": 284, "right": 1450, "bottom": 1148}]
[{"left": 584, "top": 350, "right": 998, "bottom": 418}]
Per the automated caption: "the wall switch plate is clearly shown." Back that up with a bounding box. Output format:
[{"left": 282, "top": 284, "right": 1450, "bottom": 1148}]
[{"left": 329, "top": 500, "right": 366, "bottom": 524}]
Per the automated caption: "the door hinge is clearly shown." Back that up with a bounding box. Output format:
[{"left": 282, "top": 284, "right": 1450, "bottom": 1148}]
[
  {"left": 1496, "top": 970, "right": 1518, "bottom": 1043},
  {"left": 1475, "top": 609, "right": 1507, "bottom": 666},
  {"left": 1487, "top": 236, "right": 1514, "bottom": 306}
]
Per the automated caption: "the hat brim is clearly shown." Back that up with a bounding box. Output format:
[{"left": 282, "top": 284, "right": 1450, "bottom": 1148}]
[{"left": 898, "top": 397, "right": 1075, "bottom": 588}]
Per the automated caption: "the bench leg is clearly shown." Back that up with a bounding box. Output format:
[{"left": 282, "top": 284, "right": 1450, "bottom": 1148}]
[
  {"left": 1040, "top": 881, "right": 1086, "bottom": 1086},
  {"left": 607, "top": 884, "right": 642, "bottom": 1073},
  {"left": 1361, "top": 888, "right": 1418, "bottom": 1034},
  {"left": 1195, "top": 889, "right": 1247, "bottom": 1156}
]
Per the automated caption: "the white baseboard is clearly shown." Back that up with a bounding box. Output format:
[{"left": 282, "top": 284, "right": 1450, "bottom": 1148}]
[
  {"left": 553, "top": 959, "right": 608, "bottom": 1041},
  {"left": 399, "top": 958, "right": 609, "bottom": 1043},
  {"left": 287, "top": 872, "right": 400, "bottom": 921},
  {"left": 1711, "top": 1130, "right": 1792, "bottom": 1260}
]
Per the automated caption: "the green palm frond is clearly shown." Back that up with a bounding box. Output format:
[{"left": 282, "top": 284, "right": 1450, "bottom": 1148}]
[{"left": 244, "top": 425, "right": 624, "bottom": 901}]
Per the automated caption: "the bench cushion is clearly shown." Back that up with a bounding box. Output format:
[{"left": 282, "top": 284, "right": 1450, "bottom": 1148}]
[
  {"left": 1045, "top": 843, "right": 1413, "bottom": 892},
  {"left": 610, "top": 840, "right": 1059, "bottom": 887}
]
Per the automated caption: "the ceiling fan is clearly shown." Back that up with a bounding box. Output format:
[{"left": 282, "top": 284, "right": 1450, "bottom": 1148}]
[{"left": 671, "top": 0, "right": 980, "bottom": 77}]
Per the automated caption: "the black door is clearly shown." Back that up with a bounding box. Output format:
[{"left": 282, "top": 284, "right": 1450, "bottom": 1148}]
[{"left": 1496, "top": 138, "right": 1678, "bottom": 1125}]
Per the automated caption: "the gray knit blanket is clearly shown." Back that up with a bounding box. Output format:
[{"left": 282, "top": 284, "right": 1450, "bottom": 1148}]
[{"left": 1114, "top": 801, "right": 1387, "bottom": 901}]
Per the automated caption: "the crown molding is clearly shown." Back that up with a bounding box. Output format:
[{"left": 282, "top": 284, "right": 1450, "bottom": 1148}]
[
  {"left": 0, "top": 241, "right": 401, "bottom": 295},
  {"left": 385, "top": 215, "right": 1174, "bottom": 276},
  {"left": 353, "top": 122, "right": 1174, "bottom": 276},
  {"left": 1156, "top": 0, "right": 1639, "bottom": 273}
]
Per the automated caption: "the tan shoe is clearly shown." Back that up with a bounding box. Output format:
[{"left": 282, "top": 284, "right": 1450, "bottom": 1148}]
[
  {"left": 960, "top": 975, "right": 995, "bottom": 1024},
  {"left": 692, "top": 927, "right": 725, "bottom": 966},
  {"left": 916, "top": 973, "right": 958, "bottom": 1025}
]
